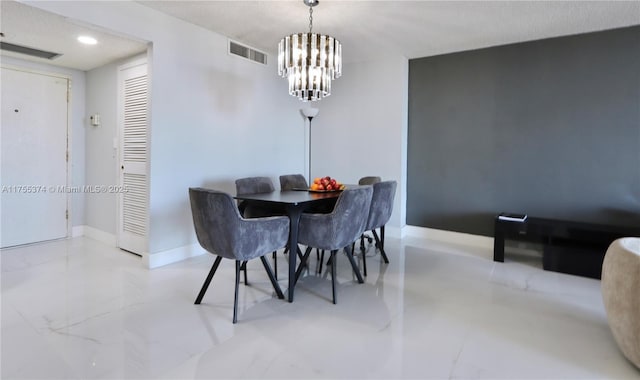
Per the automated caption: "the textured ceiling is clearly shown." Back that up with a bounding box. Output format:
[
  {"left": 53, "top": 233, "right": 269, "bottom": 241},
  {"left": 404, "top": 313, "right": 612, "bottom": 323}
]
[
  {"left": 138, "top": 0, "right": 640, "bottom": 62},
  {"left": 1, "top": 1, "right": 638, "bottom": 71},
  {"left": 0, "top": 1, "right": 147, "bottom": 71}
]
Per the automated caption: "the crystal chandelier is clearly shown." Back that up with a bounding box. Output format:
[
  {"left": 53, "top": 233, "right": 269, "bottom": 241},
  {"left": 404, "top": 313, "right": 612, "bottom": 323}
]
[{"left": 278, "top": 0, "right": 342, "bottom": 102}]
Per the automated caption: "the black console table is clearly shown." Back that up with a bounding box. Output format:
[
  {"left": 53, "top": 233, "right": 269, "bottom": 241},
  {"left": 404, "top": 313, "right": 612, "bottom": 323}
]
[{"left": 494, "top": 215, "right": 640, "bottom": 279}]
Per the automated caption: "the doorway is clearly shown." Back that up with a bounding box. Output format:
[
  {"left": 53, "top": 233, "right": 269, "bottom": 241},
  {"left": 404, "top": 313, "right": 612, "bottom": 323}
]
[{"left": 1, "top": 66, "right": 69, "bottom": 248}]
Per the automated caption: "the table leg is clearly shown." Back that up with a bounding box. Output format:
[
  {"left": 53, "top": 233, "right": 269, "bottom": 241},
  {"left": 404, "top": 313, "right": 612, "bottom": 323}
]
[{"left": 286, "top": 206, "right": 303, "bottom": 302}]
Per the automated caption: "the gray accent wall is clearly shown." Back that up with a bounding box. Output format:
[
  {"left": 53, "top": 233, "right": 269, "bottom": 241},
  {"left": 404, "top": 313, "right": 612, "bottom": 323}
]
[{"left": 408, "top": 26, "right": 640, "bottom": 237}]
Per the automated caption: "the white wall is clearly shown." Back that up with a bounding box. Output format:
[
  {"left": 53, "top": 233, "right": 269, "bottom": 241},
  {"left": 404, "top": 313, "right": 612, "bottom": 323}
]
[
  {"left": 26, "top": 1, "right": 410, "bottom": 263},
  {"left": 28, "top": 1, "right": 307, "bottom": 259},
  {"left": 143, "top": 19, "right": 304, "bottom": 255},
  {"left": 0, "top": 56, "right": 87, "bottom": 229},
  {"left": 312, "top": 55, "right": 409, "bottom": 229}
]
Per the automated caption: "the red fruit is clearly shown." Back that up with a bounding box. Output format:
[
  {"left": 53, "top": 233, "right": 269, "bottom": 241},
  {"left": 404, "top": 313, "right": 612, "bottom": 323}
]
[{"left": 326, "top": 185, "right": 333, "bottom": 190}]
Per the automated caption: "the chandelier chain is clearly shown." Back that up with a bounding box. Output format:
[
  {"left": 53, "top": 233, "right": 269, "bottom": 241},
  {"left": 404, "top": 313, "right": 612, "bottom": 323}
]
[{"left": 309, "top": 7, "right": 313, "bottom": 33}]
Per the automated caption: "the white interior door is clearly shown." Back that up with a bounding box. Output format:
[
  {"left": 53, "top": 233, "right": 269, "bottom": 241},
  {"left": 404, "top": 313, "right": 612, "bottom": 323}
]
[
  {"left": 1, "top": 67, "right": 69, "bottom": 248},
  {"left": 117, "top": 60, "right": 149, "bottom": 255}
]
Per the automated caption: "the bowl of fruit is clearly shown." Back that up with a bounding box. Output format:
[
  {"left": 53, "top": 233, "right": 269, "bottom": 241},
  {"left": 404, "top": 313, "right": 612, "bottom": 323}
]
[{"left": 310, "top": 176, "right": 346, "bottom": 192}]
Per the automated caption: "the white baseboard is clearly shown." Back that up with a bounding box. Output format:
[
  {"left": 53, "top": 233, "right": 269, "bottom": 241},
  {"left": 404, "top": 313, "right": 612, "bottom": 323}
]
[
  {"left": 71, "top": 225, "right": 84, "bottom": 238},
  {"left": 143, "top": 243, "right": 207, "bottom": 269},
  {"left": 81, "top": 225, "right": 117, "bottom": 246},
  {"left": 72, "top": 226, "right": 205, "bottom": 269},
  {"left": 72, "top": 224, "right": 494, "bottom": 268},
  {"left": 382, "top": 225, "right": 402, "bottom": 239},
  {"left": 402, "top": 225, "right": 494, "bottom": 250}
]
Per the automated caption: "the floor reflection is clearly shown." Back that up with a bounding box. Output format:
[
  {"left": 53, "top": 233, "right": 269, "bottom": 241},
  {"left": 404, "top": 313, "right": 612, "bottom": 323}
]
[{"left": 1, "top": 235, "right": 636, "bottom": 379}]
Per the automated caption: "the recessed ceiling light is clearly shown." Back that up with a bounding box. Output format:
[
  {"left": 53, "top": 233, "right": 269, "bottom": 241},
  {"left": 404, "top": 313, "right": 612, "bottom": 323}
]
[{"left": 77, "top": 36, "right": 97, "bottom": 45}]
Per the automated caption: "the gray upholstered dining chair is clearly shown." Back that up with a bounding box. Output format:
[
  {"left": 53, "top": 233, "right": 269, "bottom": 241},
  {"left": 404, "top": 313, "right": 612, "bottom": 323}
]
[
  {"left": 359, "top": 180, "right": 397, "bottom": 276},
  {"left": 189, "top": 187, "right": 288, "bottom": 323},
  {"left": 235, "top": 176, "right": 277, "bottom": 218},
  {"left": 279, "top": 174, "right": 308, "bottom": 190},
  {"left": 279, "top": 173, "right": 328, "bottom": 268},
  {"left": 294, "top": 186, "right": 373, "bottom": 304},
  {"left": 235, "top": 176, "right": 283, "bottom": 279},
  {"left": 280, "top": 173, "right": 336, "bottom": 215},
  {"left": 357, "top": 176, "right": 382, "bottom": 249},
  {"left": 358, "top": 176, "right": 382, "bottom": 186}
]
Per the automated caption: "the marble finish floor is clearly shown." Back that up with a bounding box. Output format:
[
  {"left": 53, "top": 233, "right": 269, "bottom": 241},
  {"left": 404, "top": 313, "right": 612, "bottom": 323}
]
[{"left": 2, "top": 235, "right": 638, "bottom": 379}]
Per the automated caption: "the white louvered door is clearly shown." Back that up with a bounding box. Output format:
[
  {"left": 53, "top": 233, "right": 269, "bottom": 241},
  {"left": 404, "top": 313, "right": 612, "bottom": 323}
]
[{"left": 117, "top": 60, "right": 148, "bottom": 255}]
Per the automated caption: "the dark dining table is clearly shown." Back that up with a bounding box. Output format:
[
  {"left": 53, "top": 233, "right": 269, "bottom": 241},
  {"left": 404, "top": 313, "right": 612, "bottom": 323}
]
[{"left": 233, "top": 189, "right": 342, "bottom": 302}]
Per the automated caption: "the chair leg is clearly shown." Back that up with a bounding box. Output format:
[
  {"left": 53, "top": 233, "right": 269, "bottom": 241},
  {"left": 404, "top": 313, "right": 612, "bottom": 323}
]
[
  {"left": 372, "top": 229, "right": 389, "bottom": 263},
  {"left": 272, "top": 251, "right": 278, "bottom": 280},
  {"left": 357, "top": 240, "right": 367, "bottom": 277},
  {"left": 194, "top": 256, "right": 223, "bottom": 304},
  {"left": 317, "top": 249, "right": 324, "bottom": 274},
  {"left": 319, "top": 250, "right": 325, "bottom": 273},
  {"left": 260, "top": 256, "right": 284, "bottom": 299},
  {"left": 294, "top": 246, "right": 314, "bottom": 285},
  {"left": 233, "top": 260, "right": 241, "bottom": 324},
  {"left": 294, "top": 245, "right": 309, "bottom": 270},
  {"left": 360, "top": 234, "right": 365, "bottom": 252},
  {"left": 344, "top": 245, "right": 364, "bottom": 283},
  {"left": 241, "top": 260, "right": 249, "bottom": 285},
  {"left": 315, "top": 248, "right": 323, "bottom": 274},
  {"left": 331, "top": 250, "right": 337, "bottom": 304}
]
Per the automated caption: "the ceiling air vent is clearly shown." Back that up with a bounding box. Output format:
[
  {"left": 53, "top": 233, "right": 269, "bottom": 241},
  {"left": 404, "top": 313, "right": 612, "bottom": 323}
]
[
  {"left": 228, "top": 40, "right": 267, "bottom": 65},
  {"left": 0, "top": 42, "right": 62, "bottom": 60}
]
